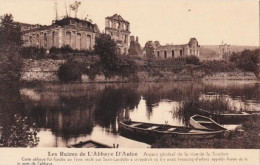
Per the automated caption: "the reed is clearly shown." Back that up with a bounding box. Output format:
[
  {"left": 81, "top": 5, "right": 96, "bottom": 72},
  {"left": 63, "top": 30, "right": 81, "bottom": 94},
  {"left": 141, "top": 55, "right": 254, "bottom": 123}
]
[{"left": 152, "top": 115, "right": 260, "bottom": 148}]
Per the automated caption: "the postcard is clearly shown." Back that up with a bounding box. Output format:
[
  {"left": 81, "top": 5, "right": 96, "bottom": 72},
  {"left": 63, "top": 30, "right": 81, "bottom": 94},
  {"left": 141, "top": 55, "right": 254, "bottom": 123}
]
[{"left": 0, "top": 0, "right": 259, "bottom": 165}]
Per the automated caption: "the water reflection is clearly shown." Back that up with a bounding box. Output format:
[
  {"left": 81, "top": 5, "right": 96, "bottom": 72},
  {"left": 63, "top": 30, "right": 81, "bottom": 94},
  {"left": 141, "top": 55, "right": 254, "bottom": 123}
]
[
  {"left": 0, "top": 83, "right": 39, "bottom": 147},
  {"left": 1, "top": 81, "right": 259, "bottom": 147}
]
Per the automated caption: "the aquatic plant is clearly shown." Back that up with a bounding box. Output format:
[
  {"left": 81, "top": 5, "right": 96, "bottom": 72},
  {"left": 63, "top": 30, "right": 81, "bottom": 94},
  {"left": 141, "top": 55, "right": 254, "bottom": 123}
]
[
  {"left": 152, "top": 115, "right": 260, "bottom": 148},
  {"left": 0, "top": 115, "right": 39, "bottom": 147},
  {"left": 173, "top": 93, "right": 241, "bottom": 125}
]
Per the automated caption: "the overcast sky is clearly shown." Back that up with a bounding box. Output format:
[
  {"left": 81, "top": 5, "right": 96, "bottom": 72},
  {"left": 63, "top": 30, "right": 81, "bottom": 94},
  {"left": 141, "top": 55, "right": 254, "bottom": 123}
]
[{"left": 0, "top": 0, "right": 259, "bottom": 46}]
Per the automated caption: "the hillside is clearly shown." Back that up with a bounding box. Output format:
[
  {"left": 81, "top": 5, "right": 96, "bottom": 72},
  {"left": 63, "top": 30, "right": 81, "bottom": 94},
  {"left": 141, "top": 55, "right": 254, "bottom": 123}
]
[{"left": 200, "top": 45, "right": 259, "bottom": 59}]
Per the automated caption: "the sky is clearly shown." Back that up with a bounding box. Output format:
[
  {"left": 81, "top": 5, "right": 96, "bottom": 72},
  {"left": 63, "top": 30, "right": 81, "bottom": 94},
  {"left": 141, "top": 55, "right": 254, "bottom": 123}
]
[{"left": 0, "top": 0, "right": 259, "bottom": 47}]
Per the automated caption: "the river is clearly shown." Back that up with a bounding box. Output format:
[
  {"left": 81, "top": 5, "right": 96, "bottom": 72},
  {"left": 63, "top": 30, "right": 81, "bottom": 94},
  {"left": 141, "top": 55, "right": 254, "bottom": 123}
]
[{"left": 0, "top": 80, "right": 259, "bottom": 148}]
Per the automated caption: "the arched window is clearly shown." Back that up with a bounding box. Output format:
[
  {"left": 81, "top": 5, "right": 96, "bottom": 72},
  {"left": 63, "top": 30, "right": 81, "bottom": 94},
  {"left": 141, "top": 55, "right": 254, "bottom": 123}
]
[
  {"left": 180, "top": 49, "right": 183, "bottom": 56},
  {"left": 36, "top": 34, "right": 40, "bottom": 47},
  {"left": 117, "top": 22, "right": 120, "bottom": 29},
  {"left": 76, "top": 33, "right": 81, "bottom": 50},
  {"left": 124, "top": 35, "right": 127, "bottom": 43},
  {"left": 44, "top": 33, "right": 47, "bottom": 48},
  {"left": 172, "top": 50, "right": 175, "bottom": 57},
  {"left": 86, "top": 35, "right": 92, "bottom": 50},
  {"left": 52, "top": 31, "right": 55, "bottom": 47},
  {"left": 29, "top": 36, "right": 32, "bottom": 45},
  {"left": 164, "top": 51, "right": 167, "bottom": 58},
  {"left": 66, "top": 31, "right": 71, "bottom": 46},
  {"left": 157, "top": 51, "right": 160, "bottom": 58}
]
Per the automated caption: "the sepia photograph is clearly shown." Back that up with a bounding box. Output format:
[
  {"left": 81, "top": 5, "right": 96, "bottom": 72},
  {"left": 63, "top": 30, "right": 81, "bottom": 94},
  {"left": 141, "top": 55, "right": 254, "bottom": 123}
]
[{"left": 0, "top": 0, "right": 259, "bottom": 164}]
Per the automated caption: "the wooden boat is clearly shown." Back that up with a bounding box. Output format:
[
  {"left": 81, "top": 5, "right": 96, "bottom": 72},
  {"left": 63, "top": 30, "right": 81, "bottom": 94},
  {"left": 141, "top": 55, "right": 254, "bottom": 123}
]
[
  {"left": 197, "top": 109, "right": 253, "bottom": 123},
  {"left": 68, "top": 140, "right": 113, "bottom": 148},
  {"left": 244, "top": 110, "right": 260, "bottom": 115},
  {"left": 190, "top": 115, "right": 227, "bottom": 131},
  {"left": 119, "top": 120, "right": 225, "bottom": 140},
  {"left": 198, "top": 108, "right": 252, "bottom": 119}
]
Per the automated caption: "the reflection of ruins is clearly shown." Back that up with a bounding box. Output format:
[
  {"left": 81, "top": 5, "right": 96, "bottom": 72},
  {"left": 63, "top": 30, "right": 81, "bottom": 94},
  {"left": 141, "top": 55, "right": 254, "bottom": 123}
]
[
  {"left": 16, "top": 82, "right": 260, "bottom": 146},
  {"left": 21, "top": 17, "right": 100, "bottom": 50}
]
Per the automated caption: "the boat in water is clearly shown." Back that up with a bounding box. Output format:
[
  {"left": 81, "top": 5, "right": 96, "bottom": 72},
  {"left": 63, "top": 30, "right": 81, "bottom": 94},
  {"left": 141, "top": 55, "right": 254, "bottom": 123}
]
[
  {"left": 68, "top": 140, "right": 114, "bottom": 148},
  {"left": 190, "top": 115, "right": 227, "bottom": 131},
  {"left": 119, "top": 120, "right": 225, "bottom": 141},
  {"left": 196, "top": 109, "right": 254, "bottom": 124}
]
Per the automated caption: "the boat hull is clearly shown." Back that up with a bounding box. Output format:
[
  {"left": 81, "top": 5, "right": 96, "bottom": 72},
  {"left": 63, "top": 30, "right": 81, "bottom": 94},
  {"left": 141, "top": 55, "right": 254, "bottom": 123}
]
[
  {"left": 197, "top": 109, "right": 253, "bottom": 124},
  {"left": 119, "top": 121, "right": 224, "bottom": 142},
  {"left": 68, "top": 140, "right": 112, "bottom": 148},
  {"left": 190, "top": 115, "right": 227, "bottom": 131}
]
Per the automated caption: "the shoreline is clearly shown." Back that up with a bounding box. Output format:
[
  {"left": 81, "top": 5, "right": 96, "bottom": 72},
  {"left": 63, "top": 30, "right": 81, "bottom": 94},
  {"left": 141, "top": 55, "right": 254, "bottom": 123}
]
[{"left": 20, "top": 59, "right": 259, "bottom": 83}]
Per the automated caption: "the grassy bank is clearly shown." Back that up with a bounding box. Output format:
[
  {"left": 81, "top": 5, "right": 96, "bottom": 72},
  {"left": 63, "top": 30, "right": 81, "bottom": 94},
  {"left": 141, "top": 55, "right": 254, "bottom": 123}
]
[{"left": 152, "top": 115, "right": 260, "bottom": 148}]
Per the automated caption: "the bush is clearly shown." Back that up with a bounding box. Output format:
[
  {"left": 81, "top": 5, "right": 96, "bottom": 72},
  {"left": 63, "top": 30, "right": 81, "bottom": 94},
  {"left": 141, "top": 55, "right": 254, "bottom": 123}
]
[
  {"left": 0, "top": 51, "right": 22, "bottom": 81},
  {"left": 184, "top": 55, "right": 201, "bottom": 65},
  {"left": 60, "top": 45, "right": 73, "bottom": 54},
  {"left": 49, "top": 47, "right": 60, "bottom": 54},
  {"left": 58, "top": 61, "right": 85, "bottom": 82},
  {"left": 20, "top": 46, "right": 46, "bottom": 59},
  {"left": 229, "top": 49, "right": 259, "bottom": 73},
  {"left": 85, "top": 63, "right": 101, "bottom": 80},
  {"left": 198, "top": 60, "right": 235, "bottom": 74},
  {"left": 0, "top": 114, "right": 39, "bottom": 147},
  {"left": 238, "top": 49, "right": 259, "bottom": 72}
]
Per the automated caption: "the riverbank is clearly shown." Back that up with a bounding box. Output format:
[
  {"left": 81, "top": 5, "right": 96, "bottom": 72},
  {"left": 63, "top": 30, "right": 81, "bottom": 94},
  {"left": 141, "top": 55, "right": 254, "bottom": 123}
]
[
  {"left": 20, "top": 59, "right": 258, "bottom": 82},
  {"left": 152, "top": 115, "right": 260, "bottom": 148}
]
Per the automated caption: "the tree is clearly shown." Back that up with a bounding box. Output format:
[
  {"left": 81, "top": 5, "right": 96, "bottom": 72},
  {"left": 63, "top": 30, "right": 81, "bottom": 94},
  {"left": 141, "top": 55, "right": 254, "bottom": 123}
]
[
  {"left": 128, "top": 40, "right": 142, "bottom": 55},
  {"left": 58, "top": 60, "right": 85, "bottom": 82},
  {"left": 94, "top": 33, "right": 120, "bottom": 76},
  {"left": 238, "top": 49, "right": 258, "bottom": 72},
  {"left": 0, "top": 14, "right": 23, "bottom": 81},
  {"left": 0, "top": 14, "right": 23, "bottom": 52},
  {"left": 143, "top": 41, "right": 155, "bottom": 59}
]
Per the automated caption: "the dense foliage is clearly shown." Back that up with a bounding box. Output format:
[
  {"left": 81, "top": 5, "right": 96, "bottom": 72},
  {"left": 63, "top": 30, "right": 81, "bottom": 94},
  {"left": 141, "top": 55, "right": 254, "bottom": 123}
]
[
  {"left": 184, "top": 55, "right": 201, "bottom": 65},
  {"left": 0, "top": 14, "right": 23, "bottom": 81},
  {"left": 20, "top": 46, "right": 46, "bottom": 59},
  {"left": 94, "top": 33, "right": 137, "bottom": 78},
  {"left": 229, "top": 49, "right": 259, "bottom": 73},
  {"left": 49, "top": 45, "right": 95, "bottom": 55},
  {"left": 58, "top": 60, "right": 86, "bottom": 82},
  {"left": 0, "top": 14, "right": 23, "bottom": 52},
  {"left": 128, "top": 40, "right": 142, "bottom": 55},
  {"left": 94, "top": 34, "right": 119, "bottom": 73},
  {"left": 0, "top": 115, "right": 39, "bottom": 147},
  {"left": 143, "top": 41, "right": 155, "bottom": 59}
]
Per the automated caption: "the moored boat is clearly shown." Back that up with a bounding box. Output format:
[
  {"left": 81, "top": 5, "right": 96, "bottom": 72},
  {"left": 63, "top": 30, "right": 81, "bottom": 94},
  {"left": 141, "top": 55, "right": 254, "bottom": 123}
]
[
  {"left": 197, "top": 108, "right": 253, "bottom": 121},
  {"left": 68, "top": 140, "right": 113, "bottom": 148},
  {"left": 119, "top": 120, "right": 225, "bottom": 141},
  {"left": 190, "top": 115, "right": 227, "bottom": 131}
]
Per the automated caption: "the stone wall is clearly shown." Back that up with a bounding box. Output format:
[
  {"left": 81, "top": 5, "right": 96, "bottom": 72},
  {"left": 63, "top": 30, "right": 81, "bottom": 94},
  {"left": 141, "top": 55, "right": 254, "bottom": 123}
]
[
  {"left": 21, "top": 59, "right": 258, "bottom": 82},
  {"left": 21, "top": 59, "right": 65, "bottom": 81},
  {"left": 202, "top": 71, "right": 258, "bottom": 81}
]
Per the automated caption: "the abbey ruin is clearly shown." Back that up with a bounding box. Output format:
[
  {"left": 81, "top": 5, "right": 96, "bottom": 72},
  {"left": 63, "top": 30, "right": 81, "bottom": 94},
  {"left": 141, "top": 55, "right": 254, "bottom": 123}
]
[
  {"left": 21, "top": 14, "right": 200, "bottom": 58},
  {"left": 21, "top": 17, "right": 99, "bottom": 50}
]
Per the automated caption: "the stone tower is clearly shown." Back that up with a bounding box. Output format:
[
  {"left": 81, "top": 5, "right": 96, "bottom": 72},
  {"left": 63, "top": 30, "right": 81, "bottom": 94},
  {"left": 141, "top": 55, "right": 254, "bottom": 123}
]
[
  {"left": 105, "top": 14, "right": 131, "bottom": 54},
  {"left": 219, "top": 42, "right": 231, "bottom": 59}
]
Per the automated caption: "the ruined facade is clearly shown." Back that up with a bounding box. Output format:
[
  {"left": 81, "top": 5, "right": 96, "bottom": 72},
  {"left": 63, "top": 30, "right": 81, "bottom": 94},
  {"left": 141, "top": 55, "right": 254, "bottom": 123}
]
[
  {"left": 219, "top": 43, "right": 231, "bottom": 59},
  {"left": 105, "top": 14, "right": 131, "bottom": 54},
  {"left": 21, "top": 17, "right": 100, "bottom": 50},
  {"left": 154, "top": 38, "right": 200, "bottom": 59}
]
